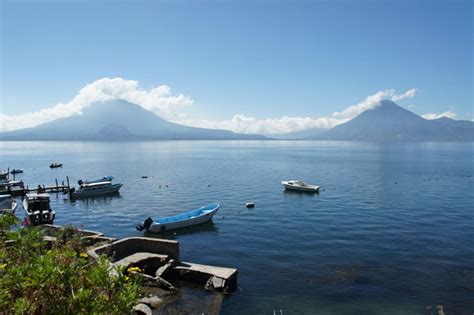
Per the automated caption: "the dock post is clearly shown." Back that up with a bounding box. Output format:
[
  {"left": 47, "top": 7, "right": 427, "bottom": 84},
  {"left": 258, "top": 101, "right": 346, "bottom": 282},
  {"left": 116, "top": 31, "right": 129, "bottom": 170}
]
[
  {"left": 55, "top": 179, "right": 59, "bottom": 192},
  {"left": 66, "top": 176, "right": 70, "bottom": 188}
]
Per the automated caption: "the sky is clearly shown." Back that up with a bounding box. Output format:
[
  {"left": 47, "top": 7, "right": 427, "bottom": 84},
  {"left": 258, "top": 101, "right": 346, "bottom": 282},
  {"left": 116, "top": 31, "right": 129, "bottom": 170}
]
[{"left": 0, "top": 0, "right": 472, "bottom": 134}]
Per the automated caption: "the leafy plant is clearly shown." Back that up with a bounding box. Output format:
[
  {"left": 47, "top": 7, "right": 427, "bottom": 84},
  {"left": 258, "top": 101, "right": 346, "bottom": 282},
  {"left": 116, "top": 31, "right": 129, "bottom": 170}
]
[{"left": 0, "top": 215, "right": 141, "bottom": 314}]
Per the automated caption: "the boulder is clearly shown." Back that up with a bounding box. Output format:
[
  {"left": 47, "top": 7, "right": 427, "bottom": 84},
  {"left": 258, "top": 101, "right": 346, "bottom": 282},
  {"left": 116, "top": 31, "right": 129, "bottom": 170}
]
[
  {"left": 132, "top": 303, "right": 152, "bottom": 315},
  {"left": 139, "top": 295, "right": 163, "bottom": 309}
]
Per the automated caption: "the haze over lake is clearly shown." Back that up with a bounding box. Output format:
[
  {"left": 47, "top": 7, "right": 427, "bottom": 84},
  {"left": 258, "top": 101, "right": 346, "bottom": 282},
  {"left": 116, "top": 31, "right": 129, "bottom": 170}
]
[{"left": 1, "top": 140, "right": 472, "bottom": 314}]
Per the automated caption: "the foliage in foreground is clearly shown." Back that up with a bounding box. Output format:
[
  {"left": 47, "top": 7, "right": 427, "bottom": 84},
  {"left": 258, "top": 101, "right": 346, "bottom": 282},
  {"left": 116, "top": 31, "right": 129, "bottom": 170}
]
[{"left": 0, "top": 214, "right": 141, "bottom": 314}]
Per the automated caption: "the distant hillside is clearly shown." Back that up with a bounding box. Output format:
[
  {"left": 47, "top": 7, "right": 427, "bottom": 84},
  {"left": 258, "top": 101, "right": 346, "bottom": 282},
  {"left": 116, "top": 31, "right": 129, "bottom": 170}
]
[
  {"left": 0, "top": 100, "right": 267, "bottom": 141},
  {"left": 272, "top": 128, "right": 327, "bottom": 140},
  {"left": 312, "top": 100, "right": 474, "bottom": 141}
]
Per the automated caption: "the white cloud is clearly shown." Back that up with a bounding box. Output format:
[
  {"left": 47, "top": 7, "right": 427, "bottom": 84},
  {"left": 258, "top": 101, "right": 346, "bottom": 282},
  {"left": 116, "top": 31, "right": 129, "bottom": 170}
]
[
  {"left": 178, "top": 88, "right": 418, "bottom": 135},
  {"left": 0, "top": 77, "right": 193, "bottom": 132},
  {"left": 178, "top": 115, "right": 339, "bottom": 135},
  {"left": 422, "top": 111, "right": 457, "bottom": 120},
  {"left": 391, "top": 88, "right": 417, "bottom": 102}
]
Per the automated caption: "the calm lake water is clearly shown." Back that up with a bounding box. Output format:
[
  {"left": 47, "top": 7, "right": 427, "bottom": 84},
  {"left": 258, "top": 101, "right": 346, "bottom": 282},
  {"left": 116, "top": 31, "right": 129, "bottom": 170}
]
[{"left": 1, "top": 141, "right": 473, "bottom": 314}]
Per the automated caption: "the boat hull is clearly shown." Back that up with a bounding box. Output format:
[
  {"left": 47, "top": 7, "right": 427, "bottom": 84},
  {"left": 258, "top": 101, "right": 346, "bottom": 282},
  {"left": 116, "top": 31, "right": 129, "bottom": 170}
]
[
  {"left": 149, "top": 205, "right": 219, "bottom": 233},
  {"left": 282, "top": 183, "right": 319, "bottom": 192},
  {"left": 70, "top": 183, "right": 123, "bottom": 198}
]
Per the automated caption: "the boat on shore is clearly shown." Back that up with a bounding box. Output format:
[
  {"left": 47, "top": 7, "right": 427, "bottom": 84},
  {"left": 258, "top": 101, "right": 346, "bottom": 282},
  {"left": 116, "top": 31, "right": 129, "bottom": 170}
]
[
  {"left": 23, "top": 193, "right": 55, "bottom": 225},
  {"left": 281, "top": 180, "right": 320, "bottom": 193},
  {"left": 10, "top": 169, "right": 23, "bottom": 174},
  {"left": 0, "top": 194, "right": 17, "bottom": 214},
  {"left": 69, "top": 181, "right": 123, "bottom": 198},
  {"left": 49, "top": 163, "right": 63, "bottom": 168},
  {"left": 136, "top": 204, "right": 220, "bottom": 233},
  {"left": 78, "top": 175, "right": 114, "bottom": 185}
]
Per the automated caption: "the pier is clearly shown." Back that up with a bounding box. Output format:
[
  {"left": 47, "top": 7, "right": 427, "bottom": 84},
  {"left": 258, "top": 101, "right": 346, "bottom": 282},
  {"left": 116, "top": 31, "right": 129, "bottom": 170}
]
[{"left": 1, "top": 175, "right": 71, "bottom": 196}]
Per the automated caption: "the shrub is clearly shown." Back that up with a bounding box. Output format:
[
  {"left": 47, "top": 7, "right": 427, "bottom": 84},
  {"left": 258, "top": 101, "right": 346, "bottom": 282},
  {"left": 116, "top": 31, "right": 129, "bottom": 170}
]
[{"left": 0, "top": 214, "right": 141, "bottom": 314}]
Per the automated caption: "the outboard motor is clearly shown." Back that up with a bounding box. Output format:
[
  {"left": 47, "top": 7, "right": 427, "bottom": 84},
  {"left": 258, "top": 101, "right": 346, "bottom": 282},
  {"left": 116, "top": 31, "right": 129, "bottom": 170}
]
[{"left": 136, "top": 217, "right": 153, "bottom": 231}]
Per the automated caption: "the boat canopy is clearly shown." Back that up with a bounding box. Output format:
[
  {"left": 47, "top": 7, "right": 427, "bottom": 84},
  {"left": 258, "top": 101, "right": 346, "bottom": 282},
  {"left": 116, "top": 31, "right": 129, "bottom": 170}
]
[
  {"left": 80, "top": 181, "right": 112, "bottom": 188},
  {"left": 26, "top": 193, "right": 50, "bottom": 199}
]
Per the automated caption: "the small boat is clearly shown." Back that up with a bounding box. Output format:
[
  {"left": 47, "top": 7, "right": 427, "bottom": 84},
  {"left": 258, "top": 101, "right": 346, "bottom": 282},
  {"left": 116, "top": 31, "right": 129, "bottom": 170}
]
[
  {"left": 22, "top": 193, "right": 55, "bottom": 225},
  {"left": 0, "top": 194, "right": 17, "bottom": 214},
  {"left": 246, "top": 202, "right": 255, "bottom": 208},
  {"left": 281, "top": 180, "right": 320, "bottom": 193},
  {"left": 49, "top": 163, "right": 63, "bottom": 168},
  {"left": 78, "top": 175, "right": 114, "bottom": 185},
  {"left": 0, "top": 171, "right": 9, "bottom": 180},
  {"left": 136, "top": 204, "right": 220, "bottom": 233},
  {"left": 69, "top": 181, "right": 123, "bottom": 198},
  {"left": 10, "top": 169, "right": 23, "bottom": 174}
]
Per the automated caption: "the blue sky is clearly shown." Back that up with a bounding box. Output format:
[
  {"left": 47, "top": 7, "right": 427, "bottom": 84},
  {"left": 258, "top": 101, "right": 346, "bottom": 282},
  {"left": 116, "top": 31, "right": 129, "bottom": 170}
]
[{"left": 0, "top": 0, "right": 472, "bottom": 133}]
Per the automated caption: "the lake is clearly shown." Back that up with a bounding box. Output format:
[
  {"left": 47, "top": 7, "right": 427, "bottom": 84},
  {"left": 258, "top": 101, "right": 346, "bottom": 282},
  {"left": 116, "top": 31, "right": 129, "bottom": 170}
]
[{"left": 1, "top": 141, "right": 473, "bottom": 314}]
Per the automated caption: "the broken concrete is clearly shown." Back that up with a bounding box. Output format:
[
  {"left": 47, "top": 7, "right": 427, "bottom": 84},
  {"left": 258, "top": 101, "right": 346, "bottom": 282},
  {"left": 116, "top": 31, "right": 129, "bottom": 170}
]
[{"left": 90, "top": 237, "right": 179, "bottom": 261}]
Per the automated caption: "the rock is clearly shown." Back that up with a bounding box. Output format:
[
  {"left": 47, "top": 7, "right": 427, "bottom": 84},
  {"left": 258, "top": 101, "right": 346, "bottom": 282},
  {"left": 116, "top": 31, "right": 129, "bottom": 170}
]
[
  {"left": 205, "top": 276, "right": 226, "bottom": 291},
  {"left": 141, "top": 273, "right": 176, "bottom": 292},
  {"left": 155, "top": 259, "right": 176, "bottom": 279},
  {"left": 132, "top": 303, "right": 152, "bottom": 315},
  {"left": 139, "top": 296, "right": 163, "bottom": 309}
]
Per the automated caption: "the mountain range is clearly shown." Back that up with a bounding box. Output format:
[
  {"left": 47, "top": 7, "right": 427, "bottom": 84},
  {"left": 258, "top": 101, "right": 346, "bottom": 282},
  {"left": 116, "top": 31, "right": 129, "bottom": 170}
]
[
  {"left": 0, "top": 100, "right": 266, "bottom": 140},
  {"left": 309, "top": 100, "right": 473, "bottom": 141},
  {"left": 0, "top": 99, "right": 472, "bottom": 141}
]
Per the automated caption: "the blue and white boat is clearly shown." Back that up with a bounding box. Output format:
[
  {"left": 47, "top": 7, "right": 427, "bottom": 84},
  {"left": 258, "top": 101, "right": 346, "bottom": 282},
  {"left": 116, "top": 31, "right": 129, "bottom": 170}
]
[
  {"left": 78, "top": 175, "right": 114, "bottom": 185},
  {"left": 137, "top": 204, "right": 219, "bottom": 233}
]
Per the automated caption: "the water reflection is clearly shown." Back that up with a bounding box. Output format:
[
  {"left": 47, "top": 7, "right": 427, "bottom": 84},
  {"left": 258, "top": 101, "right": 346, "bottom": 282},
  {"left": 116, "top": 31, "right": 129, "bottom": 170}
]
[
  {"left": 67, "top": 193, "right": 122, "bottom": 205},
  {"left": 144, "top": 221, "right": 219, "bottom": 240}
]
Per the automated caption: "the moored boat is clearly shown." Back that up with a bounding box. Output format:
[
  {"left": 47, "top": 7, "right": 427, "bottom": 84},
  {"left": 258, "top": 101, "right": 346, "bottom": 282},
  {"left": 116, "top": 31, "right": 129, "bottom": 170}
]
[
  {"left": 281, "top": 180, "right": 320, "bottom": 193},
  {"left": 22, "top": 193, "right": 55, "bottom": 225},
  {"left": 49, "top": 163, "right": 63, "bottom": 168},
  {"left": 137, "top": 204, "right": 220, "bottom": 233},
  {"left": 0, "top": 171, "right": 9, "bottom": 180},
  {"left": 69, "top": 181, "right": 123, "bottom": 198},
  {"left": 11, "top": 169, "right": 24, "bottom": 174},
  {"left": 0, "top": 194, "right": 17, "bottom": 214}
]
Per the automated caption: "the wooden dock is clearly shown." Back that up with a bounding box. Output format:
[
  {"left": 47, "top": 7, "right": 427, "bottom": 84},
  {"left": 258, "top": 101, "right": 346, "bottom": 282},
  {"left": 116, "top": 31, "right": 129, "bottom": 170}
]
[
  {"left": 26, "top": 177, "right": 71, "bottom": 194},
  {"left": 1, "top": 176, "right": 71, "bottom": 196}
]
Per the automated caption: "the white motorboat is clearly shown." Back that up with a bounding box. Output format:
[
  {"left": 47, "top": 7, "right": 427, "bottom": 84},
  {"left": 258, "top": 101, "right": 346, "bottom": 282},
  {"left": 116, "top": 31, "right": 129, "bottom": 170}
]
[
  {"left": 0, "top": 194, "right": 17, "bottom": 214},
  {"left": 69, "top": 181, "right": 123, "bottom": 198},
  {"left": 137, "top": 204, "right": 219, "bottom": 233},
  {"left": 23, "top": 193, "right": 55, "bottom": 225},
  {"left": 281, "top": 180, "right": 320, "bottom": 192}
]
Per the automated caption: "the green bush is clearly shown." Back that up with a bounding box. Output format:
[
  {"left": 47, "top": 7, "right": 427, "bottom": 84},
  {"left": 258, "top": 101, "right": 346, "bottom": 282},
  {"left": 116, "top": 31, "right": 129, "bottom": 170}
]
[{"left": 0, "top": 214, "right": 141, "bottom": 314}]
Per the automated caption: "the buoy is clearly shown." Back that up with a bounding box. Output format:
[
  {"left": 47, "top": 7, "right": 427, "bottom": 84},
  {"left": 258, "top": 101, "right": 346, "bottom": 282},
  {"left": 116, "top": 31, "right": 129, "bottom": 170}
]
[{"left": 246, "top": 202, "right": 255, "bottom": 208}]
